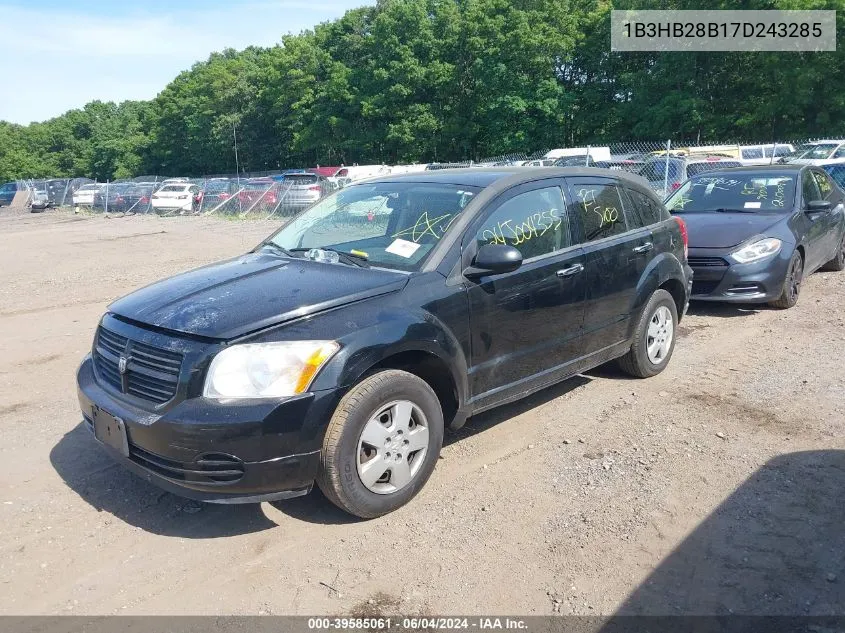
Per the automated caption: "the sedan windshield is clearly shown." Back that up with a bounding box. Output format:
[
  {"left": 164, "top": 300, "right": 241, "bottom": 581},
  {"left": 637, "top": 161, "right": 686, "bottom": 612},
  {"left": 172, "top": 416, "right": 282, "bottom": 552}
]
[
  {"left": 666, "top": 173, "right": 796, "bottom": 213},
  {"left": 268, "top": 182, "right": 479, "bottom": 271},
  {"left": 796, "top": 144, "right": 839, "bottom": 160}
]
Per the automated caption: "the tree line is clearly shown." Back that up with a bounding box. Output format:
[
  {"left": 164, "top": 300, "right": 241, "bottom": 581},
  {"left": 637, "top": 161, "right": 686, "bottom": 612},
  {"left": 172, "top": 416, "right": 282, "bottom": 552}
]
[{"left": 1, "top": 0, "right": 843, "bottom": 183}]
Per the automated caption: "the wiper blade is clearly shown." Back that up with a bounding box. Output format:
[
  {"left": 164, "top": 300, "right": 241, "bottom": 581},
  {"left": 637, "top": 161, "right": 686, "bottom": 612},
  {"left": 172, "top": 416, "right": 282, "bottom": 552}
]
[
  {"left": 713, "top": 208, "right": 758, "bottom": 214},
  {"left": 258, "top": 241, "right": 294, "bottom": 257}
]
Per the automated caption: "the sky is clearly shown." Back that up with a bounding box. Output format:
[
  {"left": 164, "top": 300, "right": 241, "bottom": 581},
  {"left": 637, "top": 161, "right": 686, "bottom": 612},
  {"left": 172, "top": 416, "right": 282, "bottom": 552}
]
[{"left": 0, "top": 0, "right": 371, "bottom": 124}]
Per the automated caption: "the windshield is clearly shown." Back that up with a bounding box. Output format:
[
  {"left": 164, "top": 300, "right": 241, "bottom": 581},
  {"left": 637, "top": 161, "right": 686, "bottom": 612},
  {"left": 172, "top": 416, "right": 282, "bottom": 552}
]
[
  {"left": 283, "top": 174, "right": 318, "bottom": 184},
  {"left": 666, "top": 173, "right": 796, "bottom": 213},
  {"left": 204, "top": 181, "right": 231, "bottom": 193},
  {"left": 244, "top": 181, "right": 274, "bottom": 190},
  {"left": 159, "top": 185, "right": 188, "bottom": 192},
  {"left": 796, "top": 144, "right": 839, "bottom": 160},
  {"left": 267, "top": 182, "right": 479, "bottom": 272}
]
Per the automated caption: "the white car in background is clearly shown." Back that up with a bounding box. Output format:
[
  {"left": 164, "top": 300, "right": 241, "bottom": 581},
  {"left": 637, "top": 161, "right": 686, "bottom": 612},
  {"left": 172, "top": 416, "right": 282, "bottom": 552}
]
[
  {"left": 737, "top": 144, "right": 795, "bottom": 165},
  {"left": 72, "top": 183, "right": 103, "bottom": 207},
  {"left": 150, "top": 183, "right": 200, "bottom": 214},
  {"left": 788, "top": 140, "right": 845, "bottom": 165}
]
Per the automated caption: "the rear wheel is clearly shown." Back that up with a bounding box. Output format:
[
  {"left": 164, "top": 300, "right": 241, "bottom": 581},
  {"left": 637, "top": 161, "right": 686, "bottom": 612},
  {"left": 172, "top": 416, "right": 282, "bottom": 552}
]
[
  {"left": 769, "top": 251, "right": 804, "bottom": 309},
  {"left": 317, "top": 370, "right": 444, "bottom": 519},
  {"left": 821, "top": 234, "right": 845, "bottom": 272},
  {"left": 617, "top": 289, "right": 678, "bottom": 378}
]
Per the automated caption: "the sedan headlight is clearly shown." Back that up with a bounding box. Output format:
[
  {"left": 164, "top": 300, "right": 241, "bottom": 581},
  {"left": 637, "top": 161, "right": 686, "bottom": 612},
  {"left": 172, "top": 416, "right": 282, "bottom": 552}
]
[
  {"left": 731, "top": 237, "right": 782, "bottom": 264},
  {"left": 204, "top": 341, "right": 339, "bottom": 399}
]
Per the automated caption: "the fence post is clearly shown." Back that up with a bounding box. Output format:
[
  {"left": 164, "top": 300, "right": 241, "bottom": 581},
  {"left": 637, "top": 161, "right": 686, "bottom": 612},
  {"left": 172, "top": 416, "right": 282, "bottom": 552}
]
[
  {"left": 770, "top": 141, "right": 777, "bottom": 165},
  {"left": 586, "top": 145, "right": 591, "bottom": 167},
  {"left": 663, "top": 139, "right": 671, "bottom": 195},
  {"left": 61, "top": 179, "right": 70, "bottom": 207},
  {"left": 105, "top": 180, "right": 109, "bottom": 215}
]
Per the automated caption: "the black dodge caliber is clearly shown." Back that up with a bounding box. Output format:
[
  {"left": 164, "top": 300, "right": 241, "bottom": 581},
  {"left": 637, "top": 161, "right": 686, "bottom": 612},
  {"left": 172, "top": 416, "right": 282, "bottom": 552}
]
[
  {"left": 77, "top": 168, "right": 692, "bottom": 518},
  {"left": 665, "top": 165, "right": 845, "bottom": 308}
]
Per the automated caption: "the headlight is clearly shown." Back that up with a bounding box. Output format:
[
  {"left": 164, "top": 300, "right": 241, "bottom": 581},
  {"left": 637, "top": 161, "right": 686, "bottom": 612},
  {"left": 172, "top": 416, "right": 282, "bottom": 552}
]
[
  {"left": 203, "top": 341, "right": 339, "bottom": 399},
  {"left": 731, "top": 237, "right": 782, "bottom": 264}
]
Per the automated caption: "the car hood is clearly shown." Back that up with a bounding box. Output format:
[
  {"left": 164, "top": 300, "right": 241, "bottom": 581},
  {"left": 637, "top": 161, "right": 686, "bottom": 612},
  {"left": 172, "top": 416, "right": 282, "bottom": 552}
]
[
  {"left": 678, "top": 212, "right": 785, "bottom": 248},
  {"left": 108, "top": 251, "right": 409, "bottom": 340}
]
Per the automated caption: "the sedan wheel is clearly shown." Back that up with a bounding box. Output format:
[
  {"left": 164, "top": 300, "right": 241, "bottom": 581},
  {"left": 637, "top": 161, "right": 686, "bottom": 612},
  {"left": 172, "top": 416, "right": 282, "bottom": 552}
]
[
  {"left": 821, "top": 234, "right": 845, "bottom": 272},
  {"left": 770, "top": 251, "right": 803, "bottom": 309},
  {"left": 618, "top": 289, "right": 678, "bottom": 378}
]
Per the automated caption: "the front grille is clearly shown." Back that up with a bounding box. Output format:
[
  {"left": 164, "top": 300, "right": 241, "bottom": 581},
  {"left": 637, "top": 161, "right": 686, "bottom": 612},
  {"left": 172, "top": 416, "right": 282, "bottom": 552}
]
[
  {"left": 692, "top": 280, "right": 721, "bottom": 296},
  {"left": 93, "top": 326, "right": 183, "bottom": 405},
  {"left": 688, "top": 256, "right": 729, "bottom": 267},
  {"left": 128, "top": 445, "right": 245, "bottom": 485}
]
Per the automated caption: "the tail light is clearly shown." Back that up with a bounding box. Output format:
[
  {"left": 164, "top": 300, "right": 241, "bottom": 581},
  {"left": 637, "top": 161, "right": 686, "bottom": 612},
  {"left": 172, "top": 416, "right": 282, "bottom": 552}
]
[
  {"left": 308, "top": 185, "right": 321, "bottom": 191},
  {"left": 219, "top": 193, "right": 229, "bottom": 200},
  {"left": 669, "top": 182, "right": 681, "bottom": 192},
  {"left": 140, "top": 196, "right": 149, "bottom": 204},
  {"left": 674, "top": 216, "right": 689, "bottom": 260}
]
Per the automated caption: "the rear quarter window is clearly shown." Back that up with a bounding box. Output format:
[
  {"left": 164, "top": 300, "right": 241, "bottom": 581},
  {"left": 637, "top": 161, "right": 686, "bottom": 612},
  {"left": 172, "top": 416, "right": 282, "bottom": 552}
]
[{"left": 624, "top": 188, "right": 667, "bottom": 226}]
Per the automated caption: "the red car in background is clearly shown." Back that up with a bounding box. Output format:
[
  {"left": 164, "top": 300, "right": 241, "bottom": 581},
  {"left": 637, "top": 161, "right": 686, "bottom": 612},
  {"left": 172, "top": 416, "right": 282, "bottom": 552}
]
[{"left": 238, "top": 178, "right": 280, "bottom": 207}]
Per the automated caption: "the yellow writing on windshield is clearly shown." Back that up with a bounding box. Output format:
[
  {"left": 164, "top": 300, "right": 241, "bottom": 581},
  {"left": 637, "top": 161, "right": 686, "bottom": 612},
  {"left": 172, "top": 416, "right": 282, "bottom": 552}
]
[{"left": 392, "top": 211, "right": 455, "bottom": 243}]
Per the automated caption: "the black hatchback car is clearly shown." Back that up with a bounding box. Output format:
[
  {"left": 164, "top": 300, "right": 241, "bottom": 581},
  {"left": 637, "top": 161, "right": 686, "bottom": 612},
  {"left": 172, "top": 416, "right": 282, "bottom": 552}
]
[
  {"left": 77, "top": 168, "right": 692, "bottom": 518},
  {"left": 665, "top": 165, "right": 845, "bottom": 308}
]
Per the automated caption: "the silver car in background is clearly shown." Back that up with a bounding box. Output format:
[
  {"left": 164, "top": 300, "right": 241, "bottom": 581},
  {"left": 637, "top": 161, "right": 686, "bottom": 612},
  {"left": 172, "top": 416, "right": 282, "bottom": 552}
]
[{"left": 277, "top": 172, "right": 332, "bottom": 214}]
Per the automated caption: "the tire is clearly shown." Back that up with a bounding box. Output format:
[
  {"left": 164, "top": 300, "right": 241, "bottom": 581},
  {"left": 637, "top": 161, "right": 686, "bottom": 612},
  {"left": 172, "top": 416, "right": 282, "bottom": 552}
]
[
  {"left": 317, "top": 369, "right": 444, "bottom": 519},
  {"left": 821, "top": 233, "right": 845, "bottom": 272},
  {"left": 769, "top": 250, "right": 804, "bottom": 309},
  {"left": 617, "top": 289, "right": 678, "bottom": 379}
]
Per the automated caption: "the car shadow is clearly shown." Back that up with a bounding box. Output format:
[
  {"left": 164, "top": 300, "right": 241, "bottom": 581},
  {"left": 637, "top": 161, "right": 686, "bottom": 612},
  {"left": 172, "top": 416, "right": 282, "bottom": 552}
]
[
  {"left": 597, "top": 450, "right": 845, "bottom": 630},
  {"left": 445, "top": 375, "right": 592, "bottom": 447},
  {"left": 686, "top": 302, "right": 766, "bottom": 318},
  {"left": 50, "top": 423, "right": 279, "bottom": 538}
]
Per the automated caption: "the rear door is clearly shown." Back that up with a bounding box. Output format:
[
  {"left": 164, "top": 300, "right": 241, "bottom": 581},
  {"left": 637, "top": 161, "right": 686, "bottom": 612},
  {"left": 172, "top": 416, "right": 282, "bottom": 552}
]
[
  {"left": 462, "top": 181, "right": 586, "bottom": 405},
  {"left": 565, "top": 177, "right": 656, "bottom": 357}
]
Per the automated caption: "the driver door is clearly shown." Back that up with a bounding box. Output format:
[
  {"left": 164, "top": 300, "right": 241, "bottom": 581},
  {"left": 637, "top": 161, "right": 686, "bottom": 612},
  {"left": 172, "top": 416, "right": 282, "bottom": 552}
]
[{"left": 460, "top": 181, "right": 586, "bottom": 409}]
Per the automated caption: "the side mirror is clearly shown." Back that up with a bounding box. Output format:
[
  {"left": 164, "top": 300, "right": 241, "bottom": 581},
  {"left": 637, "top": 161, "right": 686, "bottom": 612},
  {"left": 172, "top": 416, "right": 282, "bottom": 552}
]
[
  {"left": 464, "top": 244, "right": 523, "bottom": 279},
  {"left": 806, "top": 200, "right": 832, "bottom": 213}
]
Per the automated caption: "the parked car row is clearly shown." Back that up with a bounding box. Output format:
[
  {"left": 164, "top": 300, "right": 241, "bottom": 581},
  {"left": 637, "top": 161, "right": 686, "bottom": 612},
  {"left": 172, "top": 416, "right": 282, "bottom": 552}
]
[{"left": 76, "top": 159, "right": 845, "bottom": 520}]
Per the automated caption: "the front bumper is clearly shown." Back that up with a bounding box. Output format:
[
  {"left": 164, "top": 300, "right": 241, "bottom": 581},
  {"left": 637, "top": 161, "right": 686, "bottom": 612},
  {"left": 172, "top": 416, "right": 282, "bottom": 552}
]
[
  {"left": 688, "top": 247, "right": 791, "bottom": 303},
  {"left": 77, "top": 356, "right": 340, "bottom": 503}
]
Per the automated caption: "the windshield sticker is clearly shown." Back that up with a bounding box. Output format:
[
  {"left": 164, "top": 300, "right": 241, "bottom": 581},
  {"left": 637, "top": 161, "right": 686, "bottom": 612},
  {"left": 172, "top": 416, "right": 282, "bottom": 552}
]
[
  {"left": 695, "top": 177, "right": 740, "bottom": 191},
  {"left": 385, "top": 238, "right": 422, "bottom": 258},
  {"left": 744, "top": 201, "right": 762, "bottom": 209}
]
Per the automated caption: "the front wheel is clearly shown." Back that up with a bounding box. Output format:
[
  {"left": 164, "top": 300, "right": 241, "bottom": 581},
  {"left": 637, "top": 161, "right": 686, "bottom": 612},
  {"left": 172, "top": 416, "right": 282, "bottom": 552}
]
[
  {"left": 317, "top": 370, "right": 444, "bottom": 518},
  {"left": 769, "top": 251, "right": 803, "bottom": 309},
  {"left": 617, "top": 289, "right": 678, "bottom": 378}
]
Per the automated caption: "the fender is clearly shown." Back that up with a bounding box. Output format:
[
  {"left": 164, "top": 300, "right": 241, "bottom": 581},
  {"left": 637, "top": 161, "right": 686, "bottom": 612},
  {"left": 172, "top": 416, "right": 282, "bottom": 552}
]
[{"left": 626, "top": 251, "right": 687, "bottom": 340}]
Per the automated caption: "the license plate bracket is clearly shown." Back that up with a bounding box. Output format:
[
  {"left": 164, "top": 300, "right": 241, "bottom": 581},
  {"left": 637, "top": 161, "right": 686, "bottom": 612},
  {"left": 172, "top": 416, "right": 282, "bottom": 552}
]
[{"left": 92, "top": 405, "right": 129, "bottom": 457}]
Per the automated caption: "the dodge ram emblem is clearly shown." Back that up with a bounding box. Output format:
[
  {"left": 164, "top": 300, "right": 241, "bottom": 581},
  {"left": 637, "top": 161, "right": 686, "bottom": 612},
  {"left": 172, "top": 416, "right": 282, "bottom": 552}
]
[{"left": 118, "top": 355, "right": 129, "bottom": 375}]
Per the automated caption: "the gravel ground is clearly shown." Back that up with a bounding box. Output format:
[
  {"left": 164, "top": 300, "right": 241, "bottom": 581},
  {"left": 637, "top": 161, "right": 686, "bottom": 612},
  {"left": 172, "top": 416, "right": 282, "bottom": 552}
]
[{"left": 0, "top": 208, "right": 843, "bottom": 616}]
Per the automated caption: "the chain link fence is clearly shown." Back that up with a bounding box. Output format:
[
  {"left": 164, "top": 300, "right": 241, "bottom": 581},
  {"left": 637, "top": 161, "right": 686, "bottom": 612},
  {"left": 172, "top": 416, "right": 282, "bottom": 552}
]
[{"left": 13, "top": 137, "right": 843, "bottom": 218}]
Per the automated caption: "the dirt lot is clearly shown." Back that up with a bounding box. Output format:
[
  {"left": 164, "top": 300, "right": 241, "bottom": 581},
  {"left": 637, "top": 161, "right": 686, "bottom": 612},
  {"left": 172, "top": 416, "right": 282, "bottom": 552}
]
[{"left": 1, "top": 208, "right": 843, "bottom": 616}]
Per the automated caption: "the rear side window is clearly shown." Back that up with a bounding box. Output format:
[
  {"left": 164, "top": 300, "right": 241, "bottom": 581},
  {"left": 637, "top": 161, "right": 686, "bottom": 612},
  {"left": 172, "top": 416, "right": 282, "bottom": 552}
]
[
  {"left": 742, "top": 148, "right": 763, "bottom": 159},
  {"left": 568, "top": 183, "right": 628, "bottom": 242},
  {"left": 285, "top": 174, "right": 318, "bottom": 184},
  {"left": 625, "top": 188, "right": 666, "bottom": 226},
  {"left": 474, "top": 187, "right": 570, "bottom": 260}
]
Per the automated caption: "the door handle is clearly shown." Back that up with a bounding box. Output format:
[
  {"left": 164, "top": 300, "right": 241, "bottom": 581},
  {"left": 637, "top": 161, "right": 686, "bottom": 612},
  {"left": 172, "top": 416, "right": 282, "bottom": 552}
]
[
  {"left": 633, "top": 242, "right": 654, "bottom": 254},
  {"left": 556, "top": 263, "right": 584, "bottom": 277}
]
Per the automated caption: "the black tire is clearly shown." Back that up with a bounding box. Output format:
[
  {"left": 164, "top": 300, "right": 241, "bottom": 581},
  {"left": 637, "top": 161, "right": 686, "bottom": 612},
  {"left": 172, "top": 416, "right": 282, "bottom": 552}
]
[
  {"left": 617, "top": 289, "right": 678, "bottom": 379},
  {"left": 317, "top": 369, "right": 444, "bottom": 519},
  {"left": 821, "top": 233, "right": 845, "bottom": 272},
  {"left": 769, "top": 250, "right": 804, "bottom": 309}
]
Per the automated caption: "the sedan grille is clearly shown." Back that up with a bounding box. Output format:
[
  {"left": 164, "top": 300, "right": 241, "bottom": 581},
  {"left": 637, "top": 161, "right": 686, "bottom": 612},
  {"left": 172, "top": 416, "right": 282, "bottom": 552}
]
[
  {"left": 688, "top": 256, "right": 729, "bottom": 267},
  {"left": 93, "top": 326, "right": 183, "bottom": 405}
]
